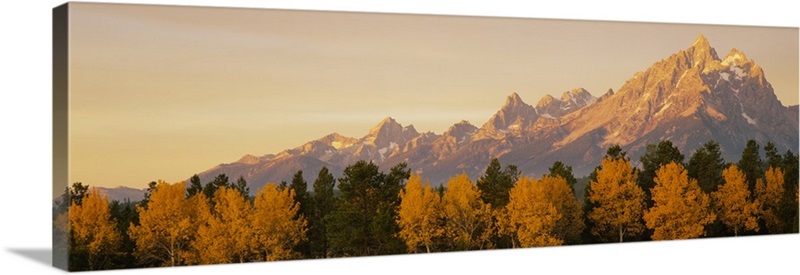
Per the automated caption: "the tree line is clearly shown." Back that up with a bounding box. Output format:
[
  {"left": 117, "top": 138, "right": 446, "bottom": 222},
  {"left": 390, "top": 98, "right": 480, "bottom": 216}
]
[{"left": 53, "top": 139, "right": 799, "bottom": 270}]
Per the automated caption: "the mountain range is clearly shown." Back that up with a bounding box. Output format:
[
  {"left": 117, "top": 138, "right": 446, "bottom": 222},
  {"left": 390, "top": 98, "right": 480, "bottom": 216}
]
[{"left": 103, "top": 35, "right": 799, "bottom": 199}]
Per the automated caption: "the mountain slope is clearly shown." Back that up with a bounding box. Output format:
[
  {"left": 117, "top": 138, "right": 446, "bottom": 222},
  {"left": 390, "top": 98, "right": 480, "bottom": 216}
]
[{"left": 194, "top": 35, "right": 798, "bottom": 191}]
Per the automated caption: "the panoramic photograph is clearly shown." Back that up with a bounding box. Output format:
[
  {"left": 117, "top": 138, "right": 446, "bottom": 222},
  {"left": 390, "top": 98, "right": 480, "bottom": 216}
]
[{"left": 53, "top": 2, "right": 798, "bottom": 271}]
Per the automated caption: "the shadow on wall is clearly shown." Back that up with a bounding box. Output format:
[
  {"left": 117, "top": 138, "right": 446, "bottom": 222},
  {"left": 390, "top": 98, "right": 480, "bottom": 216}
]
[{"left": 7, "top": 248, "right": 52, "bottom": 267}]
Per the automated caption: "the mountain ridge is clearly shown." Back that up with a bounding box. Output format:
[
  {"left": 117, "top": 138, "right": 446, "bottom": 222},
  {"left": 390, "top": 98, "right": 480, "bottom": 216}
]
[{"left": 187, "top": 35, "right": 797, "bottom": 192}]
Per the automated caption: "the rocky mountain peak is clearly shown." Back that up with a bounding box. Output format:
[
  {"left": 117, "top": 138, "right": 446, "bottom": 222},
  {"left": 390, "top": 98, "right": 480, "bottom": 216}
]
[
  {"left": 236, "top": 154, "right": 261, "bottom": 164},
  {"left": 536, "top": 94, "right": 556, "bottom": 108},
  {"left": 476, "top": 92, "right": 537, "bottom": 139},
  {"left": 317, "top": 132, "right": 359, "bottom": 149},
  {"left": 535, "top": 88, "right": 596, "bottom": 119},
  {"left": 365, "top": 116, "right": 418, "bottom": 148},
  {"left": 443, "top": 120, "right": 478, "bottom": 144},
  {"left": 688, "top": 34, "right": 720, "bottom": 68},
  {"left": 504, "top": 92, "right": 525, "bottom": 108},
  {"left": 721, "top": 48, "right": 750, "bottom": 66}
]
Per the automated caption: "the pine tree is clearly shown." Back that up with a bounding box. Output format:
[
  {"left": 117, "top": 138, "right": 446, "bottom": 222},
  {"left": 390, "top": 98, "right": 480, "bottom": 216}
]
[
  {"left": 477, "top": 158, "right": 518, "bottom": 209},
  {"left": 232, "top": 176, "right": 249, "bottom": 199},
  {"left": 288, "top": 170, "right": 311, "bottom": 257},
  {"left": 327, "top": 160, "right": 384, "bottom": 256},
  {"left": 763, "top": 142, "right": 783, "bottom": 168},
  {"left": 186, "top": 174, "right": 203, "bottom": 197},
  {"left": 781, "top": 150, "right": 799, "bottom": 233},
  {"left": 310, "top": 167, "right": 336, "bottom": 258},
  {"left": 140, "top": 181, "right": 159, "bottom": 208},
  {"left": 203, "top": 174, "right": 230, "bottom": 199},
  {"left": 373, "top": 163, "right": 411, "bottom": 255},
  {"left": 738, "top": 139, "right": 763, "bottom": 191},
  {"left": 687, "top": 141, "right": 726, "bottom": 193}
]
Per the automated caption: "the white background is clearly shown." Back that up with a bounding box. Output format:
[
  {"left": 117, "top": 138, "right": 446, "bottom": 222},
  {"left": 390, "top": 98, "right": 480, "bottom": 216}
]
[{"left": 1, "top": 0, "right": 798, "bottom": 274}]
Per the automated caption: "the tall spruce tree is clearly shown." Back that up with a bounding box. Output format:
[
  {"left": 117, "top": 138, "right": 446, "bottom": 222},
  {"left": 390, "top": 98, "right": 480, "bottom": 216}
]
[
  {"left": 737, "top": 140, "right": 763, "bottom": 191},
  {"left": 688, "top": 141, "right": 726, "bottom": 193},
  {"left": 186, "top": 174, "right": 203, "bottom": 198},
  {"left": 477, "top": 158, "right": 518, "bottom": 209},
  {"left": 289, "top": 170, "right": 312, "bottom": 257},
  {"left": 327, "top": 160, "right": 385, "bottom": 256},
  {"left": 203, "top": 174, "right": 230, "bottom": 199},
  {"left": 310, "top": 167, "right": 336, "bottom": 258}
]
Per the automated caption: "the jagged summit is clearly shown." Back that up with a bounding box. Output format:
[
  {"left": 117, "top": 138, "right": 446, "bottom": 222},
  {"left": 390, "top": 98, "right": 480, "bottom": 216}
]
[
  {"left": 687, "top": 34, "right": 720, "bottom": 68},
  {"left": 504, "top": 92, "right": 526, "bottom": 108},
  {"left": 236, "top": 154, "right": 261, "bottom": 164},
  {"left": 194, "top": 35, "right": 797, "bottom": 194},
  {"left": 536, "top": 94, "right": 556, "bottom": 108},
  {"left": 691, "top": 35, "right": 711, "bottom": 48},
  {"left": 535, "top": 88, "right": 596, "bottom": 119},
  {"left": 316, "top": 132, "right": 359, "bottom": 149},
  {"left": 365, "top": 116, "right": 419, "bottom": 148},
  {"left": 722, "top": 48, "right": 750, "bottom": 66}
]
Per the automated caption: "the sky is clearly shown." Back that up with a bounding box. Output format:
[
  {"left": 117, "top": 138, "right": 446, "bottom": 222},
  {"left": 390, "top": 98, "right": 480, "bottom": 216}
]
[{"left": 67, "top": 2, "right": 799, "bottom": 189}]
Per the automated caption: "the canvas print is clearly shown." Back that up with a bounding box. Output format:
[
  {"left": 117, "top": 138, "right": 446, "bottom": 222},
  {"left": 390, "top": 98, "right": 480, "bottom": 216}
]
[{"left": 53, "top": 2, "right": 799, "bottom": 271}]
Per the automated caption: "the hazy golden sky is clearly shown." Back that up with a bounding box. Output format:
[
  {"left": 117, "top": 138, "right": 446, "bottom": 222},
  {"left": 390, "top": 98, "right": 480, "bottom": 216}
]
[{"left": 68, "top": 3, "right": 798, "bottom": 189}]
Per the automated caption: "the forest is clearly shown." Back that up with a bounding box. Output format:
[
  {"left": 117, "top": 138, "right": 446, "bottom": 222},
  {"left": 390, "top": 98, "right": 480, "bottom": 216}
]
[{"left": 53, "top": 139, "right": 799, "bottom": 271}]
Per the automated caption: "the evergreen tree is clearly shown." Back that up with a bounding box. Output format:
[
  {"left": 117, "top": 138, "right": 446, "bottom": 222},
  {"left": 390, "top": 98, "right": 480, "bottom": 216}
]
[
  {"left": 781, "top": 150, "right": 799, "bottom": 233},
  {"left": 108, "top": 199, "right": 138, "bottom": 268},
  {"left": 327, "top": 160, "right": 385, "bottom": 256},
  {"left": 310, "top": 167, "right": 336, "bottom": 258},
  {"left": 737, "top": 139, "right": 763, "bottom": 191},
  {"left": 139, "top": 181, "right": 158, "bottom": 208},
  {"left": 55, "top": 182, "right": 89, "bottom": 213},
  {"left": 548, "top": 161, "right": 577, "bottom": 193},
  {"left": 232, "top": 176, "right": 250, "bottom": 199},
  {"left": 373, "top": 163, "right": 411, "bottom": 255},
  {"left": 289, "top": 170, "right": 311, "bottom": 257},
  {"left": 203, "top": 174, "right": 230, "bottom": 199},
  {"left": 186, "top": 174, "right": 203, "bottom": 198},
  {"left": 688, "top": 141, "right": 726, "bottom": 193},
  {"left": 764, "top": 142, "right": 783, "bottom": 169},
  {"left": 476, "top": 158, "right": 518, "bottom": 209}
]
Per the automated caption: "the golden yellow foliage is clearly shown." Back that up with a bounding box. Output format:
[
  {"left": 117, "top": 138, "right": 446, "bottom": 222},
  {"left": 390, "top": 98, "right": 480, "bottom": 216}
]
[
  {"left": 588, "top": 158, "right": 646, "bottom": 242},
  {"left": 251, "top": 183, "right": 307, "bottom": 261},
  {"left": 538, "top": 175, "right": 585, "bottom": 244},
  {"left": 192, "top": 187, "right": 253, "bottom": 264},
  {"left": 505, "top": 176, "right": 562, "bottom": 247},
  {"left": 397, "top": 174, "right": 443, "bottom": 253},
  {"left": 712, "top": 166, "right": 760, "bottom": 236},
  {"left": 644, "top": 162, "right": 716, "bottom": 240},
  {"left": 70, "top": 188, "right": 120, "bottom": 270},
  {"left": 129, "top": 180, "right": 199, "bottom": 266},
  {"left": 441, "top": 173, "right": 493, "bottom": 250},
  {"left": 756, "top": 167, "right": 785, "bottom": 233}
]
